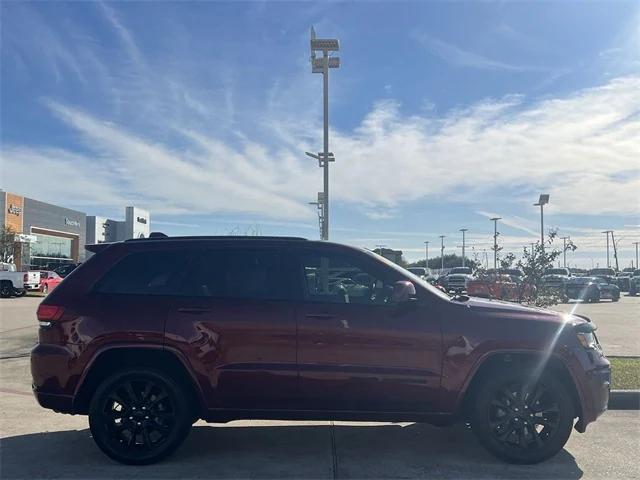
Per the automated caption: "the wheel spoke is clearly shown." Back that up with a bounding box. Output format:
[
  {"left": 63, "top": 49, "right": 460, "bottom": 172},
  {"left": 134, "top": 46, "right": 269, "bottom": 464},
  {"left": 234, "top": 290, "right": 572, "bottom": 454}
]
[
  {"left": 123, "top": 382, "right": 139, "bottom": 404},
  {"left": 141, "top": 382, "right": 153, "bottom": 400},
  {"left": 530, "top": 425, "right": 544, "bottom": 447},
  {"left": 141, "top": 426, "right": 153, "bottom": 449},
  {"left": 148, "top": 392, "right": 168, "bottom": 408}
]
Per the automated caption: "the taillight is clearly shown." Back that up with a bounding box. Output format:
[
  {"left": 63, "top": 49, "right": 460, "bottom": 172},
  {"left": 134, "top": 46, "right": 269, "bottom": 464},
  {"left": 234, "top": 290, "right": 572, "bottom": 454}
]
[
  {"left": 37, "top": 304, "right": 65, "bottom": 327},
  {"left": 24, "top": 273, "right": 28, "bottom": 282}
]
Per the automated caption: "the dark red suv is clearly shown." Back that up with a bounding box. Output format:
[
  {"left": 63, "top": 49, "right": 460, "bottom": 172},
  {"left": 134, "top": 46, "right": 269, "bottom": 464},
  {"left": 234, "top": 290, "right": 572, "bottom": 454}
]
[{"left": 31, "top": 235, "right": 610, "bottom": 465}]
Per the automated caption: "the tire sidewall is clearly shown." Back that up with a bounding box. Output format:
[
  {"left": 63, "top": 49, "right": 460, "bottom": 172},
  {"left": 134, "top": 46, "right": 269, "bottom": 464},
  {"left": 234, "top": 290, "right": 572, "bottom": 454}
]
[
  {"left": 89, "top": 367, "right": 192, "bottom": 465},
  {"left": 471, "top": 368, "right": 575, "bottom": 464}
]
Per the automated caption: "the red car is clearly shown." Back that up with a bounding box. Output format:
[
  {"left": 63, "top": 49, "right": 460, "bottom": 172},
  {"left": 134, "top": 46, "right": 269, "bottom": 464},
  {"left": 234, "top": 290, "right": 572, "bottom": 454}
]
[
  {"left": 39, "top": 270, "right": 63, "bottom": 294},
  {"left": 31, "top": 235, "right": 610, "bottom": 465}
]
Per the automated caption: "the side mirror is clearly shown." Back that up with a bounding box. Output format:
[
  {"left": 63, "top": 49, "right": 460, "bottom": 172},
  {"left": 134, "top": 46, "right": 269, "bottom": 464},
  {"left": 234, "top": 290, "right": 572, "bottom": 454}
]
[{"left": 392, "top": 280, "right": 416, "bottom": 303}]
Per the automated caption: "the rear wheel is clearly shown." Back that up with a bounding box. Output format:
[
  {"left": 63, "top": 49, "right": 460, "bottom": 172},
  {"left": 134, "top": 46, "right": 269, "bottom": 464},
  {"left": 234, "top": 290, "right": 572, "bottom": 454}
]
[
  {"left": 89, "top": 368, "right": 192, "bottom": 465},
  {"left": 0, "top": 281, "right": 13, "bottom": 298},
  {"left": 42, "top": 284, "right": 49, "bottom": 294},
  {"left": 471, "top": 369, "right": 574, "bottom": 464},
  {"left": 589, "top": 290, "right": 600, "bottom": 303}
]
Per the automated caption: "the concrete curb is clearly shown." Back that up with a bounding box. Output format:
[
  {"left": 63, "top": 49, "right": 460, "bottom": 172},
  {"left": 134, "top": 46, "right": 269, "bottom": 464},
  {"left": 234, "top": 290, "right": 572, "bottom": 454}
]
[{"left": 608, "top": 390, "right": 640, "bottom": 410}]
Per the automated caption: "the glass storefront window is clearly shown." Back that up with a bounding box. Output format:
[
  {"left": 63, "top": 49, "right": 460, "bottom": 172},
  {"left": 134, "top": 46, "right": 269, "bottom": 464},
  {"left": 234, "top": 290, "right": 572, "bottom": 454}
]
[{"left": 31, "top": 234, "right": 72, "bottom": 259}]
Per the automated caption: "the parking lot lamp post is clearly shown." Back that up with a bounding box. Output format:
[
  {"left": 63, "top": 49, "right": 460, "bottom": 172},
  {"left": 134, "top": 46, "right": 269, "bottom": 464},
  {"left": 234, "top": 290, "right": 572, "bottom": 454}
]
[
  {"left": 424, "top": 241, "right": 430, "bottom": 270},
  {"left": 309, "top": 27, "right": 340, "bottom": 241},
  {"left": 534, "top": 194, "right": 549, "bottom": 253},
  {"left": 634, "top": 241, "right": 640, "bottom": 269},
  {"left": 490, "top": 217, "right": 501, "bottom": 270},
  {"left": 459, "top": 229, "right": 468, "bottom": 267},
  {"left": 602, "top": 230, "right": 612, "bottom": 268},
  {"left": 561, "top": 236, "right": 570, "bottom": 268},
  {"left": 439, "top": 235, "right": 446, "bottom": 270}
]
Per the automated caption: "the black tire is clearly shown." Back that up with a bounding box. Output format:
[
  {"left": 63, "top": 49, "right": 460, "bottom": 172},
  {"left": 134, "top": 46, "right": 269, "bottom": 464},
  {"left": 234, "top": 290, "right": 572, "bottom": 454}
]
[
  {"left": 0, "top": 281, "right": 13, "bottom": 298},
  {"left": 471, "top": 368, "right": 575, "bottom": 464},
  {"left": 89, "top": 368, "right": 193, "bottom": 465},
  {"left": 590, "top": 290, "right": 600, "bottom": 303}
]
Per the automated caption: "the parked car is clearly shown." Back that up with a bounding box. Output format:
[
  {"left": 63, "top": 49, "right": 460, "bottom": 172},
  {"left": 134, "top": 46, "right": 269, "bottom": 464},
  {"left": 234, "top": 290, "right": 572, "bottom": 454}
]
[
  {"left": 24, "top": 270, "right": 41, "bottom": 292},
  {"left": 441, "top": 267, "right": 474, "bottom": 292},
  {"left": 628, "top": 270, "right": 640, "bottom": 296},
  {"left": 406, "top": 266, "right": 428, "bottom": 280},
  {"left": 32, "top": 235, "right": 610, "bottom": 465},
  {"left": 53, "top": 263, "right": 81, "bottom": 278},
  {"left": 542, "top": 268, "right": 571, "bottom": 293},
  {"left": 467, "top": 273, "right": 535, "bottom": 302},
  {"left": 615, "top": 272, "right": 631, "bottom": 292},
  {"left": 565, "top": 277, "right": 620, "bottom": 303},
  {"left": 40, "top": 271, "right": 64, "bottom": 294},
  {"left": 0, "top": 262, "right": 27, "bottom": 297},
  {"left": 588, "top": 268, "right": 616, "bottom": 285}
]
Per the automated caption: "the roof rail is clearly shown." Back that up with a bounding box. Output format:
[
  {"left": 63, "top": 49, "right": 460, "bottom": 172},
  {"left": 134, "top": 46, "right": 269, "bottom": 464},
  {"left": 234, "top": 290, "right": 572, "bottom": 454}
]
[{"left": 125, "top": 234, "right": 307, "bottom": 242}]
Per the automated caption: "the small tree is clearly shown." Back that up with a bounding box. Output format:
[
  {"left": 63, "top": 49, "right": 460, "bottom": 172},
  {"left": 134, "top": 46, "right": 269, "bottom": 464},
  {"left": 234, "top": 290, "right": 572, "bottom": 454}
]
[
  {"left": 515, "top": 230, "right": 577, "bottom": 307},
  {"left": 0, "top": 225, "right": 15, "bottom": 263}
]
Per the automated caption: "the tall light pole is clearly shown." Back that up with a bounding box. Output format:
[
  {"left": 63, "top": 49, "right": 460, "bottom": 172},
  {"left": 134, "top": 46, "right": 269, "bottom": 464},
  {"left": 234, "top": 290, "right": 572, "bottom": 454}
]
[
  {"left": 309, "top": 27, "right": 340, "bottom": 241},
  {"left": 439, "top": 235, "right": 446, "bottom": 270},
  {"left": 633, "top": 241, "right": 640, "bottom": 269},
  {"left": 602, "top": 230, "right": 612, "bottom": 268},
  {"left": 560, "top": 236, "right": 570, "bottom": 268},
  {"left": 490, "top": 217, "right": 501, "bottom": 270},
  {"left": 534, "top": 194, "right": 550, "bottom": 252},
  {"left": 424, "top": 241, "right": 430, "bottom": 270},
  {"left": 459, "top": 229, "right": 468, "bottom": 268}
]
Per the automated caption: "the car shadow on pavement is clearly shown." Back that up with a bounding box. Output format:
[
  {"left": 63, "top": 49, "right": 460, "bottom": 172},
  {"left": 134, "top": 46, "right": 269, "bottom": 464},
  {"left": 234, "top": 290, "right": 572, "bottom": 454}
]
[{"left": 0, "top": 422, "right": 583, "bottom": 479}]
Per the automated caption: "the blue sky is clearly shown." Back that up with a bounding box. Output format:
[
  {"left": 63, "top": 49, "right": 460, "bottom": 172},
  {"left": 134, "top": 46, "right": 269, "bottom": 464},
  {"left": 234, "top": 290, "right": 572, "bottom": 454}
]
[{"left": 1, "top": 1, "right": 639, "bottom": 267}]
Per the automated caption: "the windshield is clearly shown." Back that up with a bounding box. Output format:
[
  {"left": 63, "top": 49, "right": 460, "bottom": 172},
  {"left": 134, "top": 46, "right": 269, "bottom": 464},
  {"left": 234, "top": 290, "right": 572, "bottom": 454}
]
[
  {"left": 545, "top": 269, "right": 569, "bottom": 275},
  {"left": 407, "top": 267, "right": 426, "bottom": 276},
  {"left": 590, "top": 268, "right": 615, "bottom": 275},
  {"left": 450, "top": 267, "right": 471, "bottom": 275},
  {"left": 363, "top": 249, "right": 451, "bottom": 301}
]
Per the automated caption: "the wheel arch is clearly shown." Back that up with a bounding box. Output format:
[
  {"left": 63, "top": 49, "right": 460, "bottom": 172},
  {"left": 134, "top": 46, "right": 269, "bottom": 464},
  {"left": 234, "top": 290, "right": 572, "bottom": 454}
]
[
  {"left": 73, "top": 345, "right": 205, "bottom": 416},
  {"left": 459, "top": 351, "right": 583, "bottom": 422}
]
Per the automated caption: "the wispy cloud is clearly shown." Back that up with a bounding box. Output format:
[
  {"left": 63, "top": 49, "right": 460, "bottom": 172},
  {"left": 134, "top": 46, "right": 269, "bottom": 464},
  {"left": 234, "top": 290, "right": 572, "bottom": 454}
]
[
  {"left": 414, "top": 33, "right": 546, "bottom": 72},
  {"left": 475, "top": 211, "right": 539, "bottom": 237}
]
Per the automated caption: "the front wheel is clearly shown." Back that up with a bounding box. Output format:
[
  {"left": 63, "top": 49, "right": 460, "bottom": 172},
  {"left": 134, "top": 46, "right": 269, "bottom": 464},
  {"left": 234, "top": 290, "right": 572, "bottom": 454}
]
[
  {"left": 471, "top": 369, "right": 575, "bottom": 464},
  {"left": 89, "top": 368, "right": 192, "bottom": 465}
]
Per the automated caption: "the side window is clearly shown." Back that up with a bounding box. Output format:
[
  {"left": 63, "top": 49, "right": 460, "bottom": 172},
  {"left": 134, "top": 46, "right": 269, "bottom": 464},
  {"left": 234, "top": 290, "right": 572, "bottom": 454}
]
[
  {"left": 182, "top": 248, "right": 287, "bottom": 300},
  {"left": 95, "top": 250, "right": 188, "bottom": 295},
  {"left": 300, "top": 252, "right": 395, "bottom": 305}
]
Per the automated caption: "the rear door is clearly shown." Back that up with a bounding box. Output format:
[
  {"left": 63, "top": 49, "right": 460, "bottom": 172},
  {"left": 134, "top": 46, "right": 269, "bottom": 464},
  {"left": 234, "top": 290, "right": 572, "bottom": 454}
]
[
  {"left": 164, "top": 244, "right": 298, "bottom": 411},
  {"left": 293, "top": 246, "right": 443, "bottom": 413}
]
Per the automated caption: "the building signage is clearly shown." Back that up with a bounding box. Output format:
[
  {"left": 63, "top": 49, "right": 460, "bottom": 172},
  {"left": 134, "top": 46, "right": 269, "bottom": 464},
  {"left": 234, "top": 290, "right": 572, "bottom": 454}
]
[
  {"left": 7, "top": 204, "right": 22, "bottom": 216},
  {"left": 136, "top": 216, "right": 147, "bottom": 224},
  {"left": 65, "top": 217, "right": 81, "bottom": 227}
]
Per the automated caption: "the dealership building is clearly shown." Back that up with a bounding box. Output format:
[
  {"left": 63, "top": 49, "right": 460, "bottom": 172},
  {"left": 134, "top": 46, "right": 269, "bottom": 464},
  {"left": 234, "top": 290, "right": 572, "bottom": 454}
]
[{"left": 1, "top": 190, "right": 150, "bottom": 271}]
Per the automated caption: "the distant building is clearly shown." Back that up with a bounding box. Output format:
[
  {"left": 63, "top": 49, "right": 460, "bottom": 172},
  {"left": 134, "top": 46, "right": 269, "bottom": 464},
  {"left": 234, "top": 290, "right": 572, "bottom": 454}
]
[
  {"left": 373, "top": 247, "right": 404, "bottom": 265},
  {"left": 86, "top": 207, "right": 150, "bottom": 245},
  {"left": 1, "top": 190, "right": 86, "bottom": 271}
]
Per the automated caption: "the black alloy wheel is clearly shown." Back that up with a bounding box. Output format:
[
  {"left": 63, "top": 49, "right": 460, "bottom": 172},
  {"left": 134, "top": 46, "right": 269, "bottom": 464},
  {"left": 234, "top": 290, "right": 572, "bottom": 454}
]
[
  {"left": 0, "top": 282, "right": 12, "bottom": 298},
  {"left": 472, "top": 370, "right": 574, "bottom": 464},
  {"left": 89, "top": 368, "right": 192, "bottom": 465}
]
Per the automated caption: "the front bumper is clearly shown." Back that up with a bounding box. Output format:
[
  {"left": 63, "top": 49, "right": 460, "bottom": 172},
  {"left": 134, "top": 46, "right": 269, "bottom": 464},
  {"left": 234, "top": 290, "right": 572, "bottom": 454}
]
[{"left": 569, "top": 348, "right": 610, "bottom": 432}]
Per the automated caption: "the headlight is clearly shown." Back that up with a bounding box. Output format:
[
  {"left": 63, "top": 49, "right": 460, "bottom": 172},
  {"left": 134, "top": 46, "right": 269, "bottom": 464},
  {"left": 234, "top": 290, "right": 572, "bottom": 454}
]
[{"left": 576, "top": 331, "right": 598, "bottom": 349}]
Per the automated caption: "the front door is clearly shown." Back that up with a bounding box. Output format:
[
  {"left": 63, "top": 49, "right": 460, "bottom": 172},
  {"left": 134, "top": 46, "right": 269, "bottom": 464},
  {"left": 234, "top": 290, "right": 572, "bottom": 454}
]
[
  {"left": 164, "top": 245, "right": 298, "bottom": 411},
  {"left": 294, "top": 247, "right": 442, "bottom": 413}
]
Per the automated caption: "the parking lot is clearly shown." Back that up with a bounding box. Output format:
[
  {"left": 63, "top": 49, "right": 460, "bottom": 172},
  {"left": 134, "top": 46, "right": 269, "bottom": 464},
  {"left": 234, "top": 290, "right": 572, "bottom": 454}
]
[{"left": 1, "top": 295, "right": 639, "bottom": 478}]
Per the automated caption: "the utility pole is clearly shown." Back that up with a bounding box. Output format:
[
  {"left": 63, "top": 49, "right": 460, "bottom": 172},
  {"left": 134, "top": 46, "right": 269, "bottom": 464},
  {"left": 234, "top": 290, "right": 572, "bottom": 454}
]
[
  {"left": 490, "top": 217, "right": 501, "bottom": 270},
  {"left": 560, "top": 236, "right": 570, "bottom": 268},
  {"left": 459, "top": 229, "right": 468, "bottom": 268},
  {"left": 309, "top": 28, "right": 340, "bottom": 240},
  {"left": 439, "top": 235, "right": 446, "bottom": 271},
  {"left": 424, "top": 241, "right": 430, "bottom": 270},
  {"left": 602, "top": 230, "right": 612, "bottom": 268},
  {"left": 633, "top": 241, "right": 639, "bottom": 270}
]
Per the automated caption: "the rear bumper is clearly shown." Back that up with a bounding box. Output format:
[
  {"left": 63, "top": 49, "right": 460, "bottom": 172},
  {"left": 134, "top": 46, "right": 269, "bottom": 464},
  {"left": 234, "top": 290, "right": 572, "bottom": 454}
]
[
  {"left": 24, "top": 283, "right": 41, "bottom": 291},
  {"left": 31, "top": 343, "right": 77, "bottom": 414}
]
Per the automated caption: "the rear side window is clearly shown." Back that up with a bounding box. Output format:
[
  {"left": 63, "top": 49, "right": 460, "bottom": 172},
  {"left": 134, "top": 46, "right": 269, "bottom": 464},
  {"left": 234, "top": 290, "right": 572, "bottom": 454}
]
[
  {"left": 182, "top": 248, "right": 287, "bottom": 300},
  {"left": 96, "top": 250, "right": 188, "bottom": 295}
]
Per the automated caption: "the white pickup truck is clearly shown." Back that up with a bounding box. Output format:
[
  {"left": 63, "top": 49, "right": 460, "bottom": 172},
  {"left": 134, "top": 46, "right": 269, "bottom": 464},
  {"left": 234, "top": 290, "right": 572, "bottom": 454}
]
[{"left": 0, "top": 262, "right": 27, "bottom": 298}]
